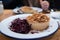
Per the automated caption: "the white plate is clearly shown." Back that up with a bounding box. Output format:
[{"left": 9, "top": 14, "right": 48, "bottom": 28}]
[
  {"left": 0, "top": 14, "right": 58, "bottom": 39},
  {"left": 13, "top": 7, "right": 42, "bottom": 13}
]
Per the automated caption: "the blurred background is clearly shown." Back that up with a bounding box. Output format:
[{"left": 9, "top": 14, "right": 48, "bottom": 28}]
[{"left": 1, "top": 0, "right": 60, "bottom": 10}]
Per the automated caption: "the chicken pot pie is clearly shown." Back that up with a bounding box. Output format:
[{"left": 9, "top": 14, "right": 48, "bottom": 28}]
[
  {"left": 20, "top": 6, "right": 37, "bottom": 14},
  {"left": 27, "top": 13, "right": 50, "bottom": 31}
]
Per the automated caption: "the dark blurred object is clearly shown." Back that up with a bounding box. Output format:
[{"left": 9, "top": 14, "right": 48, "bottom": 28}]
[
  {"left": 46, "top": 0, "right": 55, "bottom": 9},
  {"left": 2, "top": 0, "right": 60, "bottom": 10},
  {"left": 23, "top": 0, "right": 41, "bottom": 7},
  {"left": 47, "top": 0, "right": 60, "bottom": 10},
  {"left": 2, "top": 0, "right": 24, "bottom": 9},
  {"left": 54, "top": 0, "right": 60, "bottom": 10}
]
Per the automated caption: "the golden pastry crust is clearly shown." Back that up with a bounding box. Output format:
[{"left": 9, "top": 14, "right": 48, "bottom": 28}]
[
  {"left": 27, "top": 13, "right": 50, "bottom": 31},
  {"left": 27, "top": 13, "right": 49, "bottom": 23},
  {"left": 20, "top": 6, "right": 37, "bottom": 13}
]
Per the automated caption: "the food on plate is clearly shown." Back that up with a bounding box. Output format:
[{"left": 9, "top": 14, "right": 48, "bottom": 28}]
[
  {"left": 27, "top": 13, "right": 50, "bottom": 31},
  {"left": 10, "top": 13, "right": 50, "bottom": 34},
  {"left": 10, "top": 18, "right": 31, "bottom": 34},
  {"left": 20, "top": 6, "right": 37, "bottom": 13}
]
